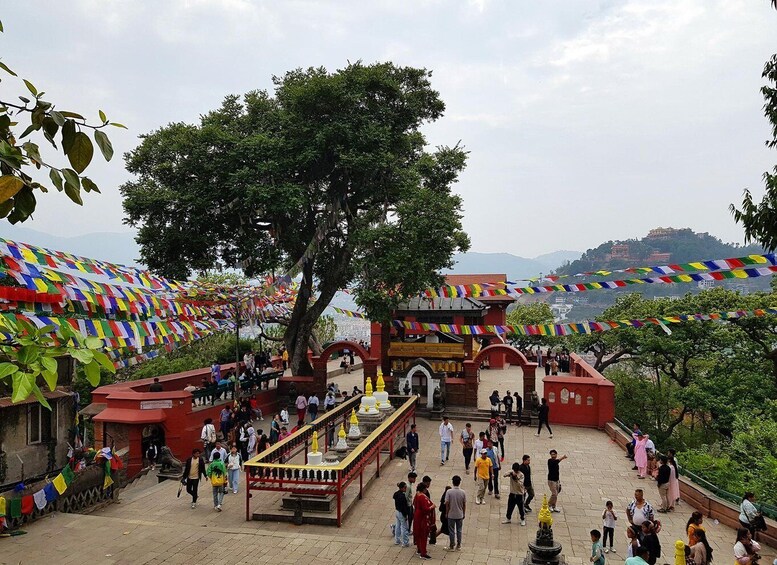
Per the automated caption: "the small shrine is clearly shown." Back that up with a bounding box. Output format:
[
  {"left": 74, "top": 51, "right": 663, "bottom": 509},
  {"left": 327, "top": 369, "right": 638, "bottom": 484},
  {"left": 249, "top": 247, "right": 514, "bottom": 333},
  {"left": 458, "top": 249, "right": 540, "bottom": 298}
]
[{"left": 524, "top": 495, "right": 565, "bottom": 565}]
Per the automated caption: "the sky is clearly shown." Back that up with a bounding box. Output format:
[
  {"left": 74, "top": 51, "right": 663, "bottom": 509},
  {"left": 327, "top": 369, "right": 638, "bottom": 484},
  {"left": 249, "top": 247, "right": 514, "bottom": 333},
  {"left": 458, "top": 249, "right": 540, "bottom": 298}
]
[{"left": 2, "top": 0, "right": 776, "bottom": 258}]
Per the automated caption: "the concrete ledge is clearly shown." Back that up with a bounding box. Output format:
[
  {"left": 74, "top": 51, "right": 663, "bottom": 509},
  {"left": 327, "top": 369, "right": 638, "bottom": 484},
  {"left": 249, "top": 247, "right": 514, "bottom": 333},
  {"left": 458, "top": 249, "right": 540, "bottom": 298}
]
[{"left": 605, "top": 422, "right": 777, "bottom": 548}]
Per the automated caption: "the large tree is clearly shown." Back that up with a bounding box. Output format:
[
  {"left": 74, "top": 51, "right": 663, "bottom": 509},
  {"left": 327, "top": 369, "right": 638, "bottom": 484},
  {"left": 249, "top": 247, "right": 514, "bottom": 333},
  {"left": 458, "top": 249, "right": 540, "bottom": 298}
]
[{"left": 122, "top": 63, "right": 470, "bottom": 375}]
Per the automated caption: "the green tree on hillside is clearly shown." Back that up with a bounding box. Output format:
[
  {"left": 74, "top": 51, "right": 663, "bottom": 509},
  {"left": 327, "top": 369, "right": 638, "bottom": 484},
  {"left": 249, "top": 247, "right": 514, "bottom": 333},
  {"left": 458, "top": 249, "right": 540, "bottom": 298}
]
[{"left": 122, "top": 63, "right": 469, "bottom": 376}]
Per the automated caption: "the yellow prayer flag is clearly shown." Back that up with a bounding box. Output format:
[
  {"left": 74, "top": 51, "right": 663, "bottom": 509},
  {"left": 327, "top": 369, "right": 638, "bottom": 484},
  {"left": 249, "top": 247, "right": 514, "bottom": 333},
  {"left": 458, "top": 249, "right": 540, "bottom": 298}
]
[
  {"left": 20, "top": 248, "right": 37, "bottom": 263},
  {"left": 0, "top": 495, "right": 6, "bottom": 517},
  {"left": 749, "top": 254, "right": 768, "bottom": 264},
  {"left": 733, "top": 270, "right": 748, "bottom": 279},
  {"left": 677, "top": 274, "right": 692, "bottom": 282},
  {"left": 688, "top": 262, "right": 707, "bottom": 271},
  {"left": 52, "top": 473, "right": 68, "bottom": 495},
  {"left": 33, "top": 278, "right": 48, "bottom": 293}
]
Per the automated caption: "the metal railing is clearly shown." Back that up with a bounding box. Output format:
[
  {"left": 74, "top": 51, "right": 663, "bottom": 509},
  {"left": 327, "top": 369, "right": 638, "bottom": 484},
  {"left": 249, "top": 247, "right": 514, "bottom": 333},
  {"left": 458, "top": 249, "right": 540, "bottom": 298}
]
[
  {"left": 244, "top": 395, "right": 417, "bottom": 526},
  {"left": 612, "top": 417, "right": 777, "bottom": 520}
]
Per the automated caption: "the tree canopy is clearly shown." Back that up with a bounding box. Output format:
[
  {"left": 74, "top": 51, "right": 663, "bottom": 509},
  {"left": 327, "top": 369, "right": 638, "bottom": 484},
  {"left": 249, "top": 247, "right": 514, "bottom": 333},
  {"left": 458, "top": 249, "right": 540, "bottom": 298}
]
[{"left": 122, "top": 62, "right": 470, "bottom": 374}]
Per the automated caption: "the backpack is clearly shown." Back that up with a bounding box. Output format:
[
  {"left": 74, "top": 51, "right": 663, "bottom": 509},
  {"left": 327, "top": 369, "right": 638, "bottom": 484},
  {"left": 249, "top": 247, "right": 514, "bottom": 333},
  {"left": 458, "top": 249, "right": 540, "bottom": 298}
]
[
  {"left": 211, "top": 468, "right": 226, "bottom": 487},
  {"left": 206, "top": 424, "right": 216, "bottom": 444}
]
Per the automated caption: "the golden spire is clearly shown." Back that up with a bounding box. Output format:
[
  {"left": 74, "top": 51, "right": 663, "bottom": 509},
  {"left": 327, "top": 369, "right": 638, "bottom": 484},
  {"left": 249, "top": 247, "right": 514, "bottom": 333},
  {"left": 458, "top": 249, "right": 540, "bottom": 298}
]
[
  {"left": 311, "top": 431, "right": 319, "bottom": 454},
  {"left": 365, "top": 377, "right": 374, "bottom": 396},
  {"left": 538, "top": 495, "right": 553, "bottom": 528},
  {"left": 350, "top": 408, "right": 359, "bottom": 426},
  {"left": 376, "top": 370, "right": 385, "bottom": 393},
  {"left": 338, "top": 422, "right": 346, "bottom": 439}
]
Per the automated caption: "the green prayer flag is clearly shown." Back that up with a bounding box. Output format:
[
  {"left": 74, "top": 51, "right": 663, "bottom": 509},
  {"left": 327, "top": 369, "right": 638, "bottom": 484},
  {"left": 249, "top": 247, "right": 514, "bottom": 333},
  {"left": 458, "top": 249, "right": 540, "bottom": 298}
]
[
  {"left": 8, "top": 497, "right": 22, "bottom": 518},
  {"left": 61, "top": 464, "right": 75, "bottom": 485}
]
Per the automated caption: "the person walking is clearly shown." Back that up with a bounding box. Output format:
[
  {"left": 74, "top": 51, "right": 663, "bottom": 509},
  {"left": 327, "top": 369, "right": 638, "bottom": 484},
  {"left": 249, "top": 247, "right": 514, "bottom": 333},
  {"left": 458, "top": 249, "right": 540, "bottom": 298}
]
[
  {"left": 503, "top": 391, "right": 514, "bottom": 424},
  {"left": 295, "top": 393, "right": 308, "bottom": 425},
  {"left": 489, "top": 390, "right": 501, "bottom": 417},
  {"left": 226, "top": 445, "right": 242, "bottom": 495},
  {"left": 590, "top": 529, "right": 606, "bottom": 565},
  {"left": 444, "top": 475, "right": 466, "bottom": 551},
  {"left": 519, "top": 454, "right": 534, "bottom": 512},
  {"left": 502, "top": 462, "right": 526, "bottom": 525},
  {"left": 406, "top": 424, "right": 420, "bottom": 472},
  {"left": 602, "top": 500, "right": 618, "bottom": 553},
  {"left": 182, "top": 448, "right": 206, "bottom": 509},
  {"left": 667, "top": 448, "right": 681, "bottom": 509},
  {"left": 201, "top": 418, "right": 217, "bottom": 460},
  {"left": 324, "top": 391, "right": 336, "bottom": 412},
  {"left": 413, "top": 483, "right": 436, "bottom": 560},
  {"left": 633, "top": 433, "right": 650, "bottom": 479},
  {"left": 547, "top": 449, "right": 567, "bottom": 512},
  {"left": 393, "top": 482, "right": 411, "bottom": 547},
  {"left": 514, "top": 391, "right": 523, "bottom": 426},
  {"left": 460, "top": 423, "right": 474, "bottom": 474},
  {"left": 496, "top": 415, "right": 507, "bottom": 461},
  {"left": 536, "top": 398, "right": 553, "bottom": 437},
  {"left": 486, "top": 441, "right": 501, "bottom": 499},
  {"left": 307, "top": 393, "right": 320, "bottom": 422},
  {"left": 406, "top": 471, "right": 417, "bottom": 532},
  {"left": 474, "top": 449, "right": 493, "bottom": 505},
  {"left": 656, "top": 456, "right": 671, "bottom": 512},
  {"left": 206, "top": 452, "right": 227, "bottom": 511},
  {"left": 439, "top": 416, "right": 454, "bottom": 466},
  {"left": 739, "top": 492, "right": 762, "bottom": 538},
  {"left": 145, "top": 442, "right": 158, "bottom": 470}
]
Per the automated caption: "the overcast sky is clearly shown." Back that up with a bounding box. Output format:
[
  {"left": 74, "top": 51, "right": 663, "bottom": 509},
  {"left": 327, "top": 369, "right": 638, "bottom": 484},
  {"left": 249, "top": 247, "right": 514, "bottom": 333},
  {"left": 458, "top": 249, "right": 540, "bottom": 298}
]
[{"left": 2, "top": 1, "right": 776, "bottom": 258}]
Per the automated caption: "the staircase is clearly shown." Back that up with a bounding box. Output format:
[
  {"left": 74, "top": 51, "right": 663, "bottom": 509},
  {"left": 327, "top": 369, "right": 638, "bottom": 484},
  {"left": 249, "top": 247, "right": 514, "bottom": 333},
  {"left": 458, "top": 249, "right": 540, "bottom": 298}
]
[
  {"left": 415, "top": 405, "right": 534, "bottom": 425},
  {"left": 114, "top": 468, "right": 159, "bottom": 504}
]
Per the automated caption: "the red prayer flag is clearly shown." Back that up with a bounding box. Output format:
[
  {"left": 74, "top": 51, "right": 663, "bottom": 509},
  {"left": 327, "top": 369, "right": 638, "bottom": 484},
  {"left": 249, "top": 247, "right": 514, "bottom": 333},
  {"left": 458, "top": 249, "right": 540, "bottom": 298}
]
[{"left": 21, "top": 495, "right": 34, "bottom": 515}]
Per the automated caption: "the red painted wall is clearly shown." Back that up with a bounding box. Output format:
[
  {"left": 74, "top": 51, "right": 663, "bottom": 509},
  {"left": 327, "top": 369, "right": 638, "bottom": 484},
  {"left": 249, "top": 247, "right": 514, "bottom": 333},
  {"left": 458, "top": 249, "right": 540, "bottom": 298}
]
[{"left": 542, "top": 354, "right": 614, "bottom": 429}]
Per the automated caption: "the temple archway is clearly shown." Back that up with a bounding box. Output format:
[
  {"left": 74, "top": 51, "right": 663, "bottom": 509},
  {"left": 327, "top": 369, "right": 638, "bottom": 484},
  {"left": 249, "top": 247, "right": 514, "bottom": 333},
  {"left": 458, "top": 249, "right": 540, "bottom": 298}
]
[
  {"left": 463, "top": 343, "right": 539, "bottom": 409},
  {"left": 394, "top": 358, "right": 445, "bottom": 409},
  {"left": 311, "top": 340, "right": 380, "bottom": 396}
]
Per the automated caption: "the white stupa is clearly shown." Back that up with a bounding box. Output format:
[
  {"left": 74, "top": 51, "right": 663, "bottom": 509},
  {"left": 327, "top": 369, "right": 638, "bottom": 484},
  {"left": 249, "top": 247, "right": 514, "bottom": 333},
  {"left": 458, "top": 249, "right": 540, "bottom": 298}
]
[
  {"left": 334, "top": 422, "right": 349, "bottom": 452},
  {"left": 307, "top": 430, "right": 323, "bottom": 465},
  {"left": 373, "top": 370, "right": 391, "bottom": 410},
  {"left": 358, "top": 377, "right": 379, "bottom": 415},
  {"left": 348, "top": 408, "right": 362, "bottom": 439}
]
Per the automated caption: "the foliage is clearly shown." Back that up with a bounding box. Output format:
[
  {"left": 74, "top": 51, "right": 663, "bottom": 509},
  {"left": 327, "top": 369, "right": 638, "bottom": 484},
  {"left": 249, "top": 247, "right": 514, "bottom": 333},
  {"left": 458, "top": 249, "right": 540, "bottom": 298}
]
[
  {"left": 731, "top": 54, "right": 777, "bottom": 251},
  {"left": 0, "top": 316, "right": 115, "bottom": 407},
  {"left": 314, "top": 315, "right": 337, "bottom": 345},
  {"left": 122, "top": 62, "right": 469, "bottom": 375},
  {"left": 505, "top": 302, "right": 559, "bottom": 352},
  {"left": 0, "top": 19, "right": 123, "bottom": 222}
]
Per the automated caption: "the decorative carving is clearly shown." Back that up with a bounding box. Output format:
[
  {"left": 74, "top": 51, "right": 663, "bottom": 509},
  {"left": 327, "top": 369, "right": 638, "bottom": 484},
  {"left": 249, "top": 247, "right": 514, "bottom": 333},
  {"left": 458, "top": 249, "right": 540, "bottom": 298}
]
[{"left": 158, "top": 446, "right": 183, "bottom": 476}]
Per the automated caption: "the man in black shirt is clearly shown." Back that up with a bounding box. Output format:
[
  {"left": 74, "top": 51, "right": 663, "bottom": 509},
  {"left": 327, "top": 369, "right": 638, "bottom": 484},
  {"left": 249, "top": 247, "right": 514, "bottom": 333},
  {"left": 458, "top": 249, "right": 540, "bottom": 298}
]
[
  {"left": 149, "top": 377, "right": 163, "bottom": 392},
  {"left": 547, "top": 449, "right": 567, "bottom": 512},
  {"left": 518, "top": 454, "right": 534, "bottom": 512},
  {"left": 502, "top": 391, "right": 514, "bottom": 423},
  {"left": 513, "top": 392, "right": 523, "bottom": 426},
  {"left": 536, "top": 397, "right": 552, "bottom": 437},
  {"left": 656, "top": 455, "right": 671, "bottom": 512}
]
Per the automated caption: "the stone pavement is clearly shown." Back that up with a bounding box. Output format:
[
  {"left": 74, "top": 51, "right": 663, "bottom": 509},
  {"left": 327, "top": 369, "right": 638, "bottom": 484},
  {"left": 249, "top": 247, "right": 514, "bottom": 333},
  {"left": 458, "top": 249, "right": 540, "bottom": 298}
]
[{"left": 4, "top": 417, "right": 774, "bottom": 565}]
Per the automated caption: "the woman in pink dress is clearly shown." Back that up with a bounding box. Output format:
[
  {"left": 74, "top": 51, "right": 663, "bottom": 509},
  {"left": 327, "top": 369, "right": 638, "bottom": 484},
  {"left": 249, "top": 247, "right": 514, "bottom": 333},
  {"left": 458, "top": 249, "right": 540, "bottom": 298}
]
[
  {"left": 667, "top": 448, "right": 680, "bottom": 508},
  {"left": 633, "top": 432, "right": 649, "bottom": 478}
]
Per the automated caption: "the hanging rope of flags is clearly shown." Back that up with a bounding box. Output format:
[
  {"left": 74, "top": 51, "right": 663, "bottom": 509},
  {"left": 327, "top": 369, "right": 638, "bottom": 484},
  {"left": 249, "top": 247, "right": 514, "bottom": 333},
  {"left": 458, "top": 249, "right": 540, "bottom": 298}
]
[
  {"left": 392, "top": 307, "right": 777, "bottom": 337},
  {"left": 330, "top": 306, "right": 369, "bottom": 319}
]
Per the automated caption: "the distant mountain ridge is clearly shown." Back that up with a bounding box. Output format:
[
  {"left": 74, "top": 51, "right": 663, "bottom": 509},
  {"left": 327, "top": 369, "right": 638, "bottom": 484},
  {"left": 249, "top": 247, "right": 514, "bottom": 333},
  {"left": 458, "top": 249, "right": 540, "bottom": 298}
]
[{"left": 445, "top": 250, "right": 583, "bottom": 280}]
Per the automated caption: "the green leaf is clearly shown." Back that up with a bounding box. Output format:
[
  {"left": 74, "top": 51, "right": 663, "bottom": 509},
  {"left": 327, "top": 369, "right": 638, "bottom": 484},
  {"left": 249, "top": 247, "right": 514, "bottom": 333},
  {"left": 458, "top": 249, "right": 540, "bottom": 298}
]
[
  {"left": 94, "top": 130, "right": 113, "bottom": 161},
  {"left": 40, "top": 356, "right": 57, "bottom": 374},
  {"left": 11, "top": 371, "right": 33, "bottom": 403},
  {"left": 81, "top": 177, "right": 100, "bottom": 194},
  {"left": 13, "top": 187, "right": 36, "bottom": 217},
  {"left": 49, "top": 168, "right": 64, "bottom": 191},
  {"left": 51, "top": 110, "right": 65, "bottom": 127},
  {"left": 31, "top": 383, "right": 52, "bottom": 409},
  {"left": 67, "top": 132, "right": 93, "bottom": 173},
  {"left": 0, "top": 199, "right": 14, "bottom": 218},
  {"left": 64, "top": 182, "right": 83, "bottom": 205},
  {"left": 91, "top": 350, "right": 116, "bottom": 373},
  {"left": 109, "top": 122, "right": 127, "bottom": 129},
  {"left": 22, "top": 141, "right": 41, "bottom": 163},
  {"left": 0, "top": 174, "right": 24, "bottom": 202},
  {"left": 23, "top": 79, "right": 38, "bottom": 97},
  {"left": 83, "top": 360, "right": 101, "bottom": 386},
  {"left": 62, "top": 167, "right": 80, "bottom": 189},
  {"left": 0, "top": 362, "right": 18, "bottom": 379},
  {"left": 98, "top": 110, "right": 107, "bottom": 123},
  {"left": 59, "top": 111, "right": 84, "bottom": 120},
  {"left": 85, "top": 336, "right": 103, "bottom": 350},
  {"left": 69, "top": 348, "right": 94, "bottom": 364},
  {"left": 0, "top": 61, "right": 16, "bottom": 77},
  {"left": 0, "top": 20, "right": 4, "bottom": 33},
  {"left": 17, "top": 345, "right": 41, "bottom": 365},
  {"left": 18, "top": 96, "right": 30, "bottom": 104},
  {"left": 61, "top": 119, "right": 76, "bottom": 153}
]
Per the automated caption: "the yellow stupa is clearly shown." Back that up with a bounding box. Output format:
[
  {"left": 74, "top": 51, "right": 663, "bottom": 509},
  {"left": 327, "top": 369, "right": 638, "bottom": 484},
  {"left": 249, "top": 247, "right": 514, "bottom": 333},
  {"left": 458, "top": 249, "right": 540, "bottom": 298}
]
[
  {"left": 538, "top": 495, "right": 553, "bottom": 528},
  {"left": 338, "top": 422, "right": 347, "bottom": 439},
  {"left": 350, "top": 408, "right": 359, "bottom": 426},
  {"left": 359, "top": 377, "right": 378, "bottom": 414},
  {"left": 374, "top": 369, "right": 391, "bottom": 409},
  {"left": 311, "top": 431, "right": 320, "bottom": 454}
]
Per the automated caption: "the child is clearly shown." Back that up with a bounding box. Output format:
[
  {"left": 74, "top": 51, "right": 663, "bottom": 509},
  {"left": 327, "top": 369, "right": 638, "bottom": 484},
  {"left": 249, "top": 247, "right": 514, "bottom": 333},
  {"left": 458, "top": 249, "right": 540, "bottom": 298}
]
[
  {"left": 590, "top": 529, "right": 605, "bottom": 565},
  {"left": 626, "top": 527, "right": 640, "bottom": 558},
  {"left": 602, "top": 500, "right": 618, "bottom": 553}
]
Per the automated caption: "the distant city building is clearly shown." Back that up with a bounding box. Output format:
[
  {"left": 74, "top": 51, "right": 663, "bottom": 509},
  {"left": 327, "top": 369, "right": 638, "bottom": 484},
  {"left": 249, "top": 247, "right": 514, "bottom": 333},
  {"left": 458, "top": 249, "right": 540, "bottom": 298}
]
[{"left": 646, "top": 227, "right": 680, "bottom": 240}]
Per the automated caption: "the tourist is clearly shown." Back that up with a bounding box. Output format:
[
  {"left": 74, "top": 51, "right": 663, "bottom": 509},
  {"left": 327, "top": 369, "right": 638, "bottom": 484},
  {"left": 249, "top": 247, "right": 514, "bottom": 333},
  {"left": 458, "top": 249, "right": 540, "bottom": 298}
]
[
  {"left": 249, "top": 397, "right": 263, "bottom": 421},
  {"left": 280, "top": 408, "right": 289, "bottom": 426},
  {"left": 219, "top": 405, "right": 232, "bottom": 439},
  {"left": 256, "top": 428, "right": 269, "bottom": 454},
  {"left": 393, "top": 482, "right": 411, "bottom": 547},
  {"left": 633, "top": 432, "right": 650, "bottom": 479},
  {"left": 489, "top": 390, "right": 501, "bottom": 416},
  {"left": 502, "top": 462, "right": 526, "bottom": 525},
  {"left": 496, "top": 415, "right": 507, "bottom": 461},
  {"left": 514, "top": 391, "right": 523, "bottom": 426},
  {"left": 626, "top": 526, "right": 641, "bottom": 557},
  {"left": 211, "top": 360, "right": 221, "bottom": 383},
  {"left": 590, "top": 529, "right": 606, "bottom": 565},
  {"left": 210, "top": 441, "right": 228, "bottom": 471},
  {"left": 352, "top": 385, "right": 362, "bottom": 395},
  {"left": 307, "top": 393, "right": 320, "bottom": 422},
  {"left": 269, "top": 414, "right": 281, "bottom": 443},
  {"left": 444, "top": 475, "right": 466, "bottom": 551},
  {"left": 226, "top": 444, "right": 242, "bottom": 494},
  {"left": 295, "top": 392, "right": 308, "bottom": 424},
  {"left": 437, "top": 485, "right": 450, "bottom": 544},
  {"left": 626, "top": 424, "right": 641, "bottom": 461},
  {"left": 640, "top": 521, "right": 661, "bottom": 565},
  {"left": 536, "top": 398, "right": 553, "bottom": 438},
  {"left": 413, "top": 483, "right": 435, "bottom": 560},
  {"left": 544, "top": 352, "right": 552, "bottom": 376},
  {"left": 149, "top": 377, "right": 163, "bottom": 392},
  {"left": 547, "top": 449, "right": 567, "bottom": 512},
  {"left": 625, "top": 545, "right": 651, "bottom": 565},
  {"left": 182, "top": 448, "right": 206, "bottom": 509},
  {"left": 474, "top": 431, "right": 486, "bottom": 456},
  {"left": 519, "top": 454, "right": 534, "bottom": 512},
  {"left": 689, "top": 529, "right": 713, "bottom": 565},
  {"left": 439, "top": 416, "right": 454, "bottom": 465},
  {"left": 485, "top": 441, "right": 501, "bottom": 498},
  {"left": 243, "top": 350, "right": 254, "bottom": 375},
  {"left": 200, "top": 418, "right": 217, "bottom": 460},
  {"left": 686, "top": 511, "right": 705, "bottom": 546},
  {"left": 245, "top": 425, "right": 257, "bottom": 458},
  {"left": 279, "top": 426, "right": 290, "bottom": 441},
  {"left": 667, "top": 448, "right": 681, "bottom": 509},
  {"left": 324, "top": 391, "right": 336, "bottom": 412},
  {"left": 406, "top": 423, "right": 419, "bottom": 472},
  {"left": 281, "top": 347, "right": 289, "bottom": 372},
  {"left": 474, "top": 449, "right": 493, "bottom": 505},
  {"left": 207, "top": 452, "right": 227, "bottom": 511},
  {"left": 656, "top": 456, "right": 671, "bottom": 512},
  {"left": 627, "top": 489, "right": 655, "bottom": 536},
  {"left": 459, "top": 422, "right": 474, "bottom": 474},
  {"left": 550, "top": 357, "right": 559, "bottom": 375},
  {"left": 145, "top": 442, "right": 158, "bottom": 471},
  {"left": 734, "top": 528, "right": 761, "bottom": 565},
  {"left": 406, "top": 472, "right": 417, "bottom": 531},
  {"left": 601, "top": 500, "right": 618, "bottom": 553},
  {"left": 502, "top": 390, "right": 514, "bottom": 423},
  {"left": 739, "top": 492, "right": 763, "bottom": 538},
  {"left": 536, "top": 346, "right": 543, "bottom": 368},
  {"left": 645, "top": 435, "right": 657, "bottom": 477},
  {"left": 183, "top": 382, "right": 197, "bottom": 394}
]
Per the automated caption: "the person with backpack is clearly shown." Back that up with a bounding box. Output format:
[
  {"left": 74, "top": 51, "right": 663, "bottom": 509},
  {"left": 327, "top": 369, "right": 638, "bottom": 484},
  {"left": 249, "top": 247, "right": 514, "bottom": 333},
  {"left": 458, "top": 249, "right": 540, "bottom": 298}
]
[
  {"left": 590, "top": 529, "right": 606, "bottom": 565},
  {"left": 459, "top": 423, "right": 474, "bottom": 474},
  {"left": 182, "top": 448, "right": 206, "bottom": 509},
  {"left": 207, "top": 452, "right": 227, "bottom": 511},
  {"left": 226, "top": 445, "right": 242, "bottom": 495},
  {"left": 201, "top": 418, "right": 217, "bottom": 460}
]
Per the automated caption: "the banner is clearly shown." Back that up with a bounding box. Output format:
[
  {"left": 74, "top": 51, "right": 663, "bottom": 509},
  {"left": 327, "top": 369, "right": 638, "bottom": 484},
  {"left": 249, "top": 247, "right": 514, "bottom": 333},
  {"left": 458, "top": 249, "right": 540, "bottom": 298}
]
[
  {"left": 392, "top": 307, "right": 777, "bottom": 337},
  {"left": 331, "top": 306, "right": 368, "bottom": 319}
]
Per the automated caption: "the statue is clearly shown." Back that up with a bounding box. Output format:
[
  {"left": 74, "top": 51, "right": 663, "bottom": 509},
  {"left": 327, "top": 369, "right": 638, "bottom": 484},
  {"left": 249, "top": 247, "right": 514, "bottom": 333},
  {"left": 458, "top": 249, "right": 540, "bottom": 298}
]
[
  {"left": 158, "top": 446, "right": 183, "bottom": 476},
  {"left": 403, "top": 379, "right": 411, "bottom": 396},
  {"left": 525, "top": 495, "right": 564, "bottom": 565},
  {"left": 287, "top": 382, "right": 298, "bottom": 402},
  {"left": 432, "top": 385, "right": 443, "bottom": 411}
]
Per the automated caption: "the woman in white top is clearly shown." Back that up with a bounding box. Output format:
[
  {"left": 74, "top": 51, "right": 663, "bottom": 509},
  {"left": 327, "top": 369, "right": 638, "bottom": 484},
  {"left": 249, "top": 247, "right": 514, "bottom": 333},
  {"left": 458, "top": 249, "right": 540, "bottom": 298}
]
[
  {"left": 280, "top": 408, "right": 290, "bottom": 426},
  {"left": 739, "top": 492, "right": 760, "bottom": 536},
  {"left": 734, "top": 527, "right": 761, "bottom": 565},
  {"left": 689, "top": 529, "right": 713, "bottom": 565}
]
